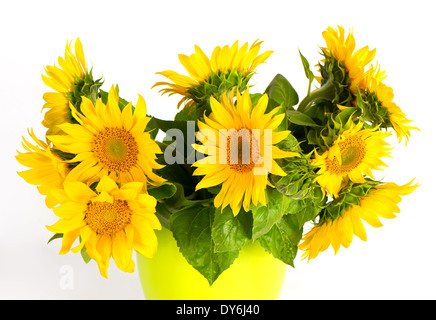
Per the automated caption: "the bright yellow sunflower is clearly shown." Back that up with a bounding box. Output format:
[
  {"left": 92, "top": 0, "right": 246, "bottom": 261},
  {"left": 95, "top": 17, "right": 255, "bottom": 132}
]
[
  {"left": 42, "top": 38, "right": 88, "bottom": 136},
  {"left": 364, "top": 66, "right": 419, "bottom": 144},
  {"left": 153, "top": 40, "right": 273, "bottom": 108},
  {"left": 321, "top": 26, "right": 376, "bottom": 94},
  {"left": 47, "top": 86, "right": 165, "bottom": 185},
  {"left": 312, "top": 122, "right": 391, "bottom": 198},
  {"left": 193, "top": 89, "right": 299, "bottom": 215},
  {"left": 16, "top": 129, "right": 68, "bottom": 208},
  {"left": 299, "top": 179, "right": 418, "bottom": 261},
  {"left": 47, "top": 175, "right": 160, "bottom": 278}
]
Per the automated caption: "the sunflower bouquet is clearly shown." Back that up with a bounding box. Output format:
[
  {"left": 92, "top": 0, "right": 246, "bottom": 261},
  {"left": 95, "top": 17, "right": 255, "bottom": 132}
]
[{"left": 17, "top": 26, "right": 418, "bottom": 285}]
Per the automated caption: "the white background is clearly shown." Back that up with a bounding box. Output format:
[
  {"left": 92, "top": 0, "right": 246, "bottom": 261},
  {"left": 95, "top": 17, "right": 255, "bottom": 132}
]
[{"left": 1, "top": 0, "right": 435, "bottom": 299}]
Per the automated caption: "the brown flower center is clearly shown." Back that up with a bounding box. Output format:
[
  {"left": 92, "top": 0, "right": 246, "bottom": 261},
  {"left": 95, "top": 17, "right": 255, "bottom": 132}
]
[
  {"left": 326, "top": 135, "right": 366, "bottom": 174},
  {"left": 226, "top": 129, "right": 260, "bottom": 173},
  {"left": 85, "top": 200, "right": 131, "bottom": 235},
  {"left": 93, "top": 127, "right": 139, "bottom": 172}
]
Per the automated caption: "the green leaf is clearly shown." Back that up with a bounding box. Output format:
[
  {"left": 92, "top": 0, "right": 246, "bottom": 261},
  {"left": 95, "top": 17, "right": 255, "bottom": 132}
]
[
  {"left": 299, "top": 50, "right": 315, "bottom": 95},
  {"left": 257, "top": 214, "right": 303, "bottom": 267},
  {"left": 155, "top": 183, "right": 196, "bottom": 230},
  {"left": 174, "top": 104, "right": 197, "bottom": 122},
  {"left": 249, "top": 93, "right": 263, "bottom": 107},
  {"left": 154, "top": 153, "right": 197, "bottom": 196},
  {"left": 251, "top": 188, "right": 291, "bottom": 239},
  {"left": 287, "top": 110, "right": 321, "bottom": 127},
  {"left": 275, "top": 133, "right": 300, "bottom": 152},
  {"left": 170, "top": 204, "right": 240, "bottom": 285},
  {"left": 148, "top": 117, "right": 190, "bottom": 136},
  {"left": 287, "top": 197, "right": 323, "bottom": 229},
  {"left": 147, "top": 182, "right": 177, "bottom": 200},
  {"left": 81, "top": 246, "right": 91, "bottom": 264},
  {"left": 264, "top": 74, "right": 299, "bottom": 108},
  {"left": 212, "top": 207, "right": 252, "bottom": 253}
]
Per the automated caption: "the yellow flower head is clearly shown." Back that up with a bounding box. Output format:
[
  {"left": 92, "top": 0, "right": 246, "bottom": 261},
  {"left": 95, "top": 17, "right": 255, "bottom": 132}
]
[
  {"left": 153, "top": 40, "right": 273, "bottom": 109},
  {"left": 193, "top": 89, "right": 299, "bottom": 215},
  {"left": 16, "top": 129, "right": 68, "bottom": 208},
  {"left": 312, "top": 122, "right": 391, "bottom": 198},
  {"left": 42, "top": 39, "right": 88, "bottom": 136},
  {"left": 47, "top": 175, "right": 160, "bottom": 278},
  {"left": 321, "top": 26, "right": 376, "bottom": 94},
  {"left": 48, "top": 86, "right": 165, "bottom": 185},
  {"left": 364, "top": 66, "right": 419, "bottom": 144},
  {"left": 299, "top": 179, "right": 418, "bottom": 261}
]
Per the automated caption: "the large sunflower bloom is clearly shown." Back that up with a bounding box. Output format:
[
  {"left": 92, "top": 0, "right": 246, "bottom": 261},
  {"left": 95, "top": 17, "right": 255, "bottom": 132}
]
[
  {"left": 47, "top": 176, "right": 160, "bottom": 278},
  {"left": 299, "top": 180, "right": 418, "bottom": 261},
  {"left": 193, "top": 89, "right": 299, "bottom": 215},
  {"left": 322, "top": 26, "right": 376, "bottom": 94},
  {"left": 364, "top": 66, "right": 419, "bottom": 144},
  {"left": 42, "top": 38, "right": 88, "bottom": 136},
  {"left": 48, "top": 86, "right": 165, "bottom": 185},
  {"left": 16, "top": 129, "right": 68, "bottom": 208},
  {"left": 313, "top": 122, "right": 391, "bottom": 198},
  {"left": 153, "top": 40, "right": 273, "bottom": 108}
]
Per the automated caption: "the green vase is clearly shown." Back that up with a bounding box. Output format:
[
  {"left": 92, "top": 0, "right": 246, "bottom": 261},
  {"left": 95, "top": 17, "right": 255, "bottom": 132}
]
[{"left": 137, "top": 227, "right": 287, "bottom": 300}]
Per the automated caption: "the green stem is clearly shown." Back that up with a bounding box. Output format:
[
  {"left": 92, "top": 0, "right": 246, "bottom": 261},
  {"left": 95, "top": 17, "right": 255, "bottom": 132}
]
[{"left": 297, "top": 78, "right": 336, "bottom": 113}]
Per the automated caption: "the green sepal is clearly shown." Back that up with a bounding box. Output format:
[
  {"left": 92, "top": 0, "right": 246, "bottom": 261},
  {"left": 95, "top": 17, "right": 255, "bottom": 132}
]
[
  {"left": 355, "top": 89, "right": 391, "bottom": 129},
  {"left": 67, "top": 69, "right": 103, "bottom": 115},
  {"left": 318, "top": 178, "right": 380, "bottom": 225},
  {"left": 185, "top": 69, "right": 253, "bottom": 114},
  {"left": 47, "top": 233, "right": 92, "bottom": 264},
  {"left": 270, "top": 135, "right": 318, "bottom": 201},
  {"left": 287, "top": 110, "right": 322, "bottom": 127},
  {"left": 47, "top": 233, "right": 63, "bottom": 244},
  {"left": 80, "top": 246, "right": 92, "bottom": 264}
]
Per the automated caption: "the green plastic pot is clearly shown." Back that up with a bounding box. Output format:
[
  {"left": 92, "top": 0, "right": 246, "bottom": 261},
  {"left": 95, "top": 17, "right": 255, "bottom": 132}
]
[{"left": 137, "top": 227, "right": 287, "bottom": 300}]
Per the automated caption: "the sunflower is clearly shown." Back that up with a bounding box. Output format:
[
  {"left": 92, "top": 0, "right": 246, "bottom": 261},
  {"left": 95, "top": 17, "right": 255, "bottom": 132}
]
[
  {"left": 321, "top": 26, "right": 376, "bottom": 95},
  {"left": 312, "top": 122, "right": 391, "bottom": 198},
  {"left": 192, "top": 89, "right": 299, "bottom": 215},
  {"left": 41, "top": 38, "right": 89, "bottom": 136},
  {"left": 47, "top": 86, "right": 165, "bottom": 185},
  {"left": 299, "top": 179, "right": 418, "bottom": 261},
  {"left": 16, "top": 129, "right": 68, "bottom": 208},
  {"left": 153, "top": 40, "right": 273, "bottom": 109},
  {"left": 47, "top": 175, "right": 160, "bottom": 278},
  {"left": 363, "top": 66, "right": 418, "bottom": 144}
]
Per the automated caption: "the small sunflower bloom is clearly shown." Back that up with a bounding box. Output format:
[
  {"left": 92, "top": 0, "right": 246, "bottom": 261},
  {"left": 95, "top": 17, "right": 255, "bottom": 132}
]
[
  {"left": 47, "top": 86, "right": 165, "bottom": 185},
  {"left": 193, "top": 89, "right": 299, "bottom": 215},
  {"left": 153, "top": 40, "right": 273, "bottom": 109},
  {"left": 42, "top": 38, "right": 91, "bottom": 136},
  {"left": 321, "top": 26, "right": 376, "bottom": 94},
  {"left": 312, "top": 122, "right": 391, "bottom": 198},
  {"left": 16, "top": 129, "right": 68, "bottom": 208},
  {"left": 299, "top": 179, "right": 418, "bottom": 261},
  {"left": 47, "top": 175, "right": 160, "bottom": 278},
  {"left": 363, "top": 66, "right": 419, "bottom": 144}
]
